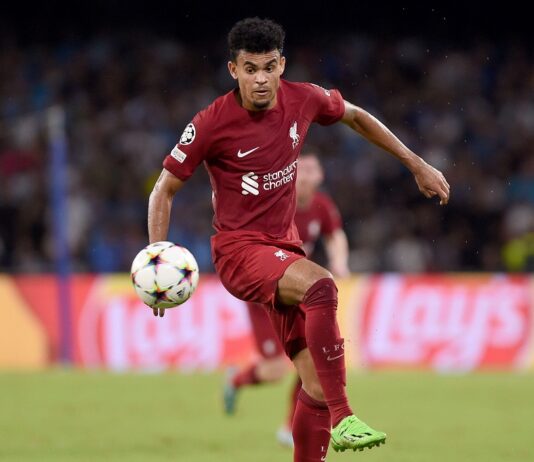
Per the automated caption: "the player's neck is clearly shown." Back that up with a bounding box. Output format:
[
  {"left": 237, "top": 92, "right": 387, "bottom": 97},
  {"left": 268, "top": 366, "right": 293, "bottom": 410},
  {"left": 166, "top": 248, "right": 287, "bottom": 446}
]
[{"left": 296, "top": 194, "right": 313, "bottom": 210}]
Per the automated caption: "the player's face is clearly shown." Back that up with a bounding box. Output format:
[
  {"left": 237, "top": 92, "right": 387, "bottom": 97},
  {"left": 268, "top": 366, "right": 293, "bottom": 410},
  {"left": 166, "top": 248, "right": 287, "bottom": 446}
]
[
  {"left": 296, "top": 155, "right": 324, "bottom": 201},
  {"left": 228, "top": 50, "right": 286, "bottom": 111}
]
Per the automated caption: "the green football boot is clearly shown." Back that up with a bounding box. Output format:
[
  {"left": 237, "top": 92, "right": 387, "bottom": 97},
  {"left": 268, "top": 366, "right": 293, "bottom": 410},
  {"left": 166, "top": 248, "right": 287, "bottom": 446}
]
[{"left": 330, "top": 415, "right": 386, "bottom": 452}]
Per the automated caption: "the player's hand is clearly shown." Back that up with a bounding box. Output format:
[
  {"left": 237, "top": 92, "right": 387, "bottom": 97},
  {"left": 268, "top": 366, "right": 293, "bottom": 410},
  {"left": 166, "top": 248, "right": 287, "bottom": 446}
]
[
  {"left": 152, "top": 307, "right": 165, "bottom": 317},
  {"left": 412, "top": 161, "right": 450, "bottom": 205}
]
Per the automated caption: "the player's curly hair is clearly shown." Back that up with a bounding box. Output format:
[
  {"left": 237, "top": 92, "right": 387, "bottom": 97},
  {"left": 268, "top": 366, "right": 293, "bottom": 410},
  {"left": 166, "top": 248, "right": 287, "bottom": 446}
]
[{"left": 228, "top": 17, "right": 285, "bottom": 62}]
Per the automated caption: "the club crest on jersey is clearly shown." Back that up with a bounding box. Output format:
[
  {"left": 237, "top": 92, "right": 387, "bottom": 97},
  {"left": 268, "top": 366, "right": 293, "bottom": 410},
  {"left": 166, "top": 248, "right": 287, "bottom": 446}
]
[
  {"left": 179, "top": 122, "right": 196, "bottom": 145},
  {"left": 289, "top": 121, "right": 300, "bottom": 149}
]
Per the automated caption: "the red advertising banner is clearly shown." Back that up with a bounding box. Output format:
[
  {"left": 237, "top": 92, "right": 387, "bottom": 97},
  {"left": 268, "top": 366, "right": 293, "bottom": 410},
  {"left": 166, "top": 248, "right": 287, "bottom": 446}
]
[
  {"left": 8, "top": 274, "right": 256, "bottom": 371},
  {"left": 357, "top": 274, "right": 533, "bottom": 371},
  {"left": 2, "top": 273, "right": 533, "bottom": 371},
  {"left": 76, "top": 275, "right": 256, "bottom": 371}
]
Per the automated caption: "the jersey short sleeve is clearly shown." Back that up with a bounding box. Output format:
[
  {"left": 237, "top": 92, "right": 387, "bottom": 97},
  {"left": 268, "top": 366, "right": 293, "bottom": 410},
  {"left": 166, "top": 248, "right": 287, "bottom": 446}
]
[
  {"left": 318, "top": 193, "right": 343, "bottom": 235},
  {"left": 163, "top": 111, "right": 212, "bottom": 182},
  {"left": 306, "top": 83, "right": 345, "bottom": 126}
]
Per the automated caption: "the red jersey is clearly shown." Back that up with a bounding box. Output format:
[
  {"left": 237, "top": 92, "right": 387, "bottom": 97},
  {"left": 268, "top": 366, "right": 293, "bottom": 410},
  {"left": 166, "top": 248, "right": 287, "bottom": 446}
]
[
  {"left": 294, "top": 191, "right": 342, "bottom": 257},
  {"left": 163, "top": 80, "right": 344, "bottom": 240}
]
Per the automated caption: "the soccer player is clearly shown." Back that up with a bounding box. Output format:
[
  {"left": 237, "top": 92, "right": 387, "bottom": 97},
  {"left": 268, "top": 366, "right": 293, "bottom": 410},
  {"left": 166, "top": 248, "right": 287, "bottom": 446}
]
[
  {"left": 224, "top": 150, "right": 350, "bottom": 449},
  {"left": 148, "top": 17, "right": 450, "bottom": 461}
]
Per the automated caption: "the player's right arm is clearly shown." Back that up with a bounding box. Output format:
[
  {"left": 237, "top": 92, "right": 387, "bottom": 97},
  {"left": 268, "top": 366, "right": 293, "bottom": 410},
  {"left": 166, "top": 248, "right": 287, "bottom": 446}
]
[
  {"left": 147, "top": 169, "right": 185, "bottom": 317},
  {"left": 148, "top": 111, "right": 212, "bottom": 317},
  {"left": 150, "top": 111, "right": 211, "bottom": 246},
  {"left": 148, "top": 169, "right": 184, "bottom": 243}
]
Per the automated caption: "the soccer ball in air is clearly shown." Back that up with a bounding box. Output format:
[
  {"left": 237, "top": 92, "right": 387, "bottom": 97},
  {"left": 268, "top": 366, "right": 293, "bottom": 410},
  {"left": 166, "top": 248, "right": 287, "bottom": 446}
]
[{"left": 131, "top": 241, "right": 199, "bottom": 309}]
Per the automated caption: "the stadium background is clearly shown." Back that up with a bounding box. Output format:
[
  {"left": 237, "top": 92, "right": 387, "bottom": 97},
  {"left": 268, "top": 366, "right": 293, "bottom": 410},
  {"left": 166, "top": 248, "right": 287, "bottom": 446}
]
[{"left": 1, "top": 2, "right": 533, "bottom": 461}]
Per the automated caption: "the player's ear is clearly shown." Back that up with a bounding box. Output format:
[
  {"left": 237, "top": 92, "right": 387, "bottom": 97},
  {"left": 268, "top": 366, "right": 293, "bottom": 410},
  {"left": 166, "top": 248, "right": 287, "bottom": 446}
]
[
  {"left": 228, "top": 60, "right": 238, "bottom": 80},
  {"left": 279, "top": 56, "right": 286, "bottom": 75}
]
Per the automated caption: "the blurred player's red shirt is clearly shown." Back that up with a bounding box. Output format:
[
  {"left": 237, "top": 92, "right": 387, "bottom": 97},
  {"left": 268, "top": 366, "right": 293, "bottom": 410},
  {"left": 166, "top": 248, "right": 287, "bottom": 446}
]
[
  {"left": 163, "top": 80, "right": 344, "bottom": 245},
  {"left": 294, "top": 191, "right": 342, "bottom": 258}
]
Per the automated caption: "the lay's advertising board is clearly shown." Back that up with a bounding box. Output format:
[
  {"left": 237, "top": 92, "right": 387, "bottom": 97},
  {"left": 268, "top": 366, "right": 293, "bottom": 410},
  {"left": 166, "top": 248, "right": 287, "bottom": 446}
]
[{"left": 1, "top": 274, "right": 532, "bottom": 372}]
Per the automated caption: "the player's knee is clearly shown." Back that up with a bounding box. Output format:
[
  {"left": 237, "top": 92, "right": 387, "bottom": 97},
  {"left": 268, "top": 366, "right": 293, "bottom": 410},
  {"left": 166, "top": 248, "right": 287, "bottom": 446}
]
[
  {"left": 304, "top": 380, "right": 325, "bottom": 402},
  {"left": 270, "top": 358, "right": 288, "bottom": 380},
  {"left": 259, "top": 356, "right": 288, "bottom": 381},
  {"left": 302, "top": 276, "right": 338, "bottom": 309}
]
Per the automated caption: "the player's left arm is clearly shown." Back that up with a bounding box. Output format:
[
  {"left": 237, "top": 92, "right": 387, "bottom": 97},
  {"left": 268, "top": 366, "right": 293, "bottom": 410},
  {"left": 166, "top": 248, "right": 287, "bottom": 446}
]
[
  {"left": 324, "top": 229, "right": 350, "bottom": 278},
  {"left": 341, "top": 101, "right": 450, "bottom": 205}
]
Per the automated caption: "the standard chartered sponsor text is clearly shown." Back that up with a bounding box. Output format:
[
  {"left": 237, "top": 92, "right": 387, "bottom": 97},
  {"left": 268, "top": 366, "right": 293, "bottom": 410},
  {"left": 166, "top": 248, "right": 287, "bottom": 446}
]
[{"left": 262, "top": 160, "right": 298, "bottom": 190}]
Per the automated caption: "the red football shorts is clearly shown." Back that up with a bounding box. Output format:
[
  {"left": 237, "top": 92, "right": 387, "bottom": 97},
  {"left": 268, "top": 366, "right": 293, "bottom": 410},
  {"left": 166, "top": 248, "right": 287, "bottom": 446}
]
[
  {"left": 212, "top": 230, "right": 307, "bottom": 358},
  {"left": 247, "top": 301, "right": 307, "bottom": 359},
  {"left": 246, "top": 302, "right": 285, "bottom": 358}
]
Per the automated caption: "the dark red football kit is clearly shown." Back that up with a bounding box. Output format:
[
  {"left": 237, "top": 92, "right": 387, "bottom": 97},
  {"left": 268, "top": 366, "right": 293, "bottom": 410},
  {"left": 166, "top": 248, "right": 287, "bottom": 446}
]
[{"left": 164, "top": 79, "right": 345, "bottom": 357}]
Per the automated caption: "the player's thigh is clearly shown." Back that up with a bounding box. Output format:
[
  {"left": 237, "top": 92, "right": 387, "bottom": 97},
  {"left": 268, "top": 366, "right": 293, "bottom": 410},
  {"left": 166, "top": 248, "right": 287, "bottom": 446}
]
[
  {"left": 292, "top": 347, "right": 324, "bottom": 401},
  {"left": 277, "top": 258, "right": 332, "bottom": 306},
  {"left": 215, "top": 243, "right": 304, "bottom": 305}
]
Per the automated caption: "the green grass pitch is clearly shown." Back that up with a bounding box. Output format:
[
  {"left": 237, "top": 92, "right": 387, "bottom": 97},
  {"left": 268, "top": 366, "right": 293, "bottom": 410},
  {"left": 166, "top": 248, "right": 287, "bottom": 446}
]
[{"left": 0, "top": 370, "right": 532, "bottom": 461}]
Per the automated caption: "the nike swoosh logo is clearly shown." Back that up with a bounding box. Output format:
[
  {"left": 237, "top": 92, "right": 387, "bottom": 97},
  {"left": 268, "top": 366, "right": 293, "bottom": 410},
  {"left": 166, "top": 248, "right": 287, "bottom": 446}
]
[
  {"left": 237, "top": 147, "right": 260, "bottom": 158},
  {"left": 326, "top": 353, "right": 344, "bottom": 361}
]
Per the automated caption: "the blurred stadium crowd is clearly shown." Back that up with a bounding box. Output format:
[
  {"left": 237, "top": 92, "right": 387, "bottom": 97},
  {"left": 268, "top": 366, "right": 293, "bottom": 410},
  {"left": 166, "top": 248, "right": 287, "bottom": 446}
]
[{"left": 0, "top": 33, "right": 533, "bottom": 273}]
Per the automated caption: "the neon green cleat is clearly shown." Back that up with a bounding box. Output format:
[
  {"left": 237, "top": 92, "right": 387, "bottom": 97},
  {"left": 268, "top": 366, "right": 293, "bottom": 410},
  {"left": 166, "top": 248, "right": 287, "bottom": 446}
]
[{"left": 330, "top": 415, "right": 386, "bottom": 452}]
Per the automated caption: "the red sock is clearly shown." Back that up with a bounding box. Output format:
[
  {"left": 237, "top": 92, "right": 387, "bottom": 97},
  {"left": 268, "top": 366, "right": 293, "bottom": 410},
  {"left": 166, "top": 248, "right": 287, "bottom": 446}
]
[
  {"left": 286, "top": 376, "right": 302, "bottom": 428},
  {"left": 292, "top": 389, "right": 331, "bottom": 462},
  {"left": 232, "top": 364, "right": 260, "bottom": 388},
  {"left": 302, "top": 278, "right": 353, "bottom": 427}
]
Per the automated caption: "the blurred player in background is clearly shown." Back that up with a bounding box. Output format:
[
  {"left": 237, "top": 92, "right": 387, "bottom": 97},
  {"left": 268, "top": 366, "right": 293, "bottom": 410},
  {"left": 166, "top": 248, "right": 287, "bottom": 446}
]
[
  {"left": 148, "top": 17, "right": 449, "bottom": 461},
  {"left": 224, "top": 150, "right": 350, "bottom": 448}
]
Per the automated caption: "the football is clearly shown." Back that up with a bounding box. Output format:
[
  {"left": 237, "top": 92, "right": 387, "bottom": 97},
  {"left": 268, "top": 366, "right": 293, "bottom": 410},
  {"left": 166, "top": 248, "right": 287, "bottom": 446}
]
[{"left": 131, "top": 241, "right": 199, "bottom": 309}]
